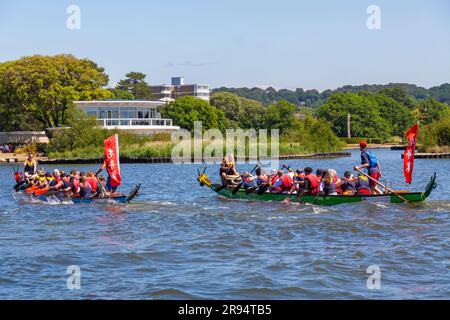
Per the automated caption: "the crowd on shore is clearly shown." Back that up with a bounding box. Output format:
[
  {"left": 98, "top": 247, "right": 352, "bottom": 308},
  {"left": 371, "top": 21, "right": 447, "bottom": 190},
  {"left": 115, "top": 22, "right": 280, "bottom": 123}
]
[{"left": 0, "top": 143, "right": 20, "bottom": 153}]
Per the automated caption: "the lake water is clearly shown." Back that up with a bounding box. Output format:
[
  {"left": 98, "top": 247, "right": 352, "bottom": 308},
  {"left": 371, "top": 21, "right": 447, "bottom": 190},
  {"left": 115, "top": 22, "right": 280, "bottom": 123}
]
[{"left": 0, "top": 149, "right": 448, "bottom": 299}]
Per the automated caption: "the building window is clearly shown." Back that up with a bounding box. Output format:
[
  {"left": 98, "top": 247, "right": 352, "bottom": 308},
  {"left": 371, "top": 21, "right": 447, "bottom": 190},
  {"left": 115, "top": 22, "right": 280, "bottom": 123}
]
[
  {"left": 83, "top": 107, "right": 97, "bottom": 117},
  {"left": 120, "top": 107, "right": 136, "bottom": 119},
  {"left": 137, "top": 108, "right": 149, "bottom": 119},
  {"left": 98, "top": 107, "right": 109, "bottom": 119}
]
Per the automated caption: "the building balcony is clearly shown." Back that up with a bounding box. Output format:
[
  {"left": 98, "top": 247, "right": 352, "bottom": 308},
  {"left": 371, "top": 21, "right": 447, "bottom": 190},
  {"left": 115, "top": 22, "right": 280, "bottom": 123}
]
[{"left": 98, "top": 118, "right": 174, "bottom": 127}]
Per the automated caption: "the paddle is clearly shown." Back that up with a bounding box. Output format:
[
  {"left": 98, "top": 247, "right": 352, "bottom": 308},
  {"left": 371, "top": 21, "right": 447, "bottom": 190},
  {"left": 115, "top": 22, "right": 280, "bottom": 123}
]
[
  {"left": 231, "top": 163, "right": 260, "bottom": 194},
  {"left": 256, "top": 164, "right": 287, "bottom": 195},
  {"left": 354, "top": 167, "right": 416, "bottom": 205},
  {"left": 96, "top": 176, "right": 109, "bottom": 198}
]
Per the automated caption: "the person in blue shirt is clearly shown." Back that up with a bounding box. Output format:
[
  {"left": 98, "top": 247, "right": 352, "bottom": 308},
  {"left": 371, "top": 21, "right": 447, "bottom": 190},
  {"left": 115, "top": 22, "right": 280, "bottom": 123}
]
[{"left": 355, "top": 141, "right": 383, "bottom": 194}]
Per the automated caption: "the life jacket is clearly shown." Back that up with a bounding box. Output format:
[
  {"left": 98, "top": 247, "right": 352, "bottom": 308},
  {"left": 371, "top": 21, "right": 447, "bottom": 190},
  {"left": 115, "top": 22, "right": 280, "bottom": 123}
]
[
  {"left": 47, "top": 177, "right": 57, "bottom": 187},
  {"left": 294, "top": 172, "right": 305, "bottom": 182},
  {"left": 79, "top": 182, "right": 92, "bottom": 198},
  {"left": 356, "top": 176, "right": 370, "bottom": 190},
  {"left": 87, "top": 178, "right": 98, "bottom": 193},
  {"left": 14, "top": 171, "right": 23, "bottom": 183},
  {"left": 268, "top": 174, "right": 281, "bottom": 192},
  {"left": 270, "top": 174, "right": 279, "bottom": 185},
  {"left": 220, "top": 163, "right": 235, "bottom": 176},
  {"left": 341, "top": 181, "right": 356, "bottom": 192},
  {"left": 305, "top": 174, "right": 319, "bottom": 195},
  {"left": 322, "top": 180, "right": 337, "bottom": 195},
  {"left": 257, "top": 175, "right": 269, "bottom": 185},
  {"left": 71, "top": 178, "right": 80, "bottom": 194},
  {"left": 24, "top": 161, "right": 35, "bottom": 174},
  {"left": 280, "top": 174, "right": 293, "bottom": 188}
]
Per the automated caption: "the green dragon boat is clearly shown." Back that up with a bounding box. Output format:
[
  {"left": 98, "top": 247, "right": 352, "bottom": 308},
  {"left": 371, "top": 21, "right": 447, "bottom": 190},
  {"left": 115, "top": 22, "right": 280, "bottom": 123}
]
[{"left": 197, "top": 172, "right": 437, "bottom": 206}]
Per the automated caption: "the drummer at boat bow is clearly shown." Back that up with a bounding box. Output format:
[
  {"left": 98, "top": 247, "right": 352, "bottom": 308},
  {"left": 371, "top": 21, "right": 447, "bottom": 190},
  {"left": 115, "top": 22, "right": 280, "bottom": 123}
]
[
  {"left": 23, "top": 154, "right": 37, "bottom": 181},
  {"left": 354, "top": 141, "right": 383, "bottom": 195},
  {"left": 220, "top": 157, "right": 240, "bottom": 186}
]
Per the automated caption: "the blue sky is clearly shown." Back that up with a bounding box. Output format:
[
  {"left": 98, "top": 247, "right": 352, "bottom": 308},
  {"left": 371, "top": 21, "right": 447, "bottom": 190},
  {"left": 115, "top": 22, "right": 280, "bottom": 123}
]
[{"left": 1, "top": 0, "right": 449, "bottom": 90}]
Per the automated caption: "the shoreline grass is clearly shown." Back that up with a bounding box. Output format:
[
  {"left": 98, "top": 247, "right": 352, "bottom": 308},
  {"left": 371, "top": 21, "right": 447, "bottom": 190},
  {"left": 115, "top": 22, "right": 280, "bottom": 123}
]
[{"left": 47, "top": 140, "right": 346, "bottom": 160}]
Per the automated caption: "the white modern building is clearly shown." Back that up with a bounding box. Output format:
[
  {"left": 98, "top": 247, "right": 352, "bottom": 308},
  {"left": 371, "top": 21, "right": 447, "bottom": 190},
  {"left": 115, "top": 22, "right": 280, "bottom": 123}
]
[
  {"left": 74, "top": 100, "right": 180, "bottom": 134},
  {"left": 149, "top": 77, "right": 210, "bottom": 102}
]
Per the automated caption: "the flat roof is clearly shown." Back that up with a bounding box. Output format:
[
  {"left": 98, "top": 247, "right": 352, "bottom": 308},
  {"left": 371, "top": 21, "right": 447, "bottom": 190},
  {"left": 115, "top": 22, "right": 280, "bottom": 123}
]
[
  {"left": 74, "top": 100, "right": 166, "bottom": 107},
  {"left": 149, "top": 84, "right": 210, "bottom": 87}
]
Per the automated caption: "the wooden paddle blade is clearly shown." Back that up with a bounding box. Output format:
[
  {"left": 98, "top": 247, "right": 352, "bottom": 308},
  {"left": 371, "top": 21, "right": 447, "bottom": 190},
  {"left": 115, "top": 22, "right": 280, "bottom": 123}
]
[
  {"left": 42, "top": 190, "right": 58, "bottom": 197},
  {"left": 245, "top": 186, "right": 258, "bottom": 194},
  {"left": 231, "top": 182, "right": 244, "bottom": 194},
  {"left": 257, "top": 185, "right": 269, "bottom": 195},
  {"left": 214, "top": 185, "right": 227, "bottom": 192}
]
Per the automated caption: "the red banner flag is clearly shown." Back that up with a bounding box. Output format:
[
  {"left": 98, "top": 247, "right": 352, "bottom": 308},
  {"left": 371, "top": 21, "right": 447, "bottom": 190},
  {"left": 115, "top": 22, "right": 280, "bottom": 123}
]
[
  {"left": 403, "top": 123, "right": 419, "bottom": 184},
  {"left": 104, "top": 134, "right": 121, "bottom": 187}
]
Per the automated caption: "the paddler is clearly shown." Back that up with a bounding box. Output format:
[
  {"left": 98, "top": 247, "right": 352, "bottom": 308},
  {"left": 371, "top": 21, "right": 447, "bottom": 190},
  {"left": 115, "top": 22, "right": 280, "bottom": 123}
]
[
  {"left": 23, "top": 154, "right": 37, "bottom": 181},
  {"left": 299, "top": 167, "right": 320, "bottom": 196},
  {"left": 255, "top": 167, "right": 269, "bottom": 186},
  {"left": 79, "top": 177, "right": 93, "bottom": 199},
  {"left": 336, "top": 171, "right": 357, "bottom": 195},
  {"left": 45, "top": 172, "right": 57, "bottom": 188},
  {"left": 270, "top": 170, "right": 293, "bottom": 193},
  {"left": 355, "top": 141, "right": 383, "bottom": 195},
  {"left": 318, "top": 170, "right": 338, "bottom": 196},
  {"left": 219, "top": 157, "right": 240, "bottom": 186},
  {"left": 86, "top": 171, "right": 99, "bottom": 195},
  {"left": 241, "top": 171, "right": 256, "bottom": 189},
  {"left": 37, "top": 169, "right": 47, "bottom": 188}
]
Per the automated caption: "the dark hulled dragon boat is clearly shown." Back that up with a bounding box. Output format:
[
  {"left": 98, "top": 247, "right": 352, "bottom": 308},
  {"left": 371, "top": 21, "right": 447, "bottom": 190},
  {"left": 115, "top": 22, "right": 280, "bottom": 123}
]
[{"left": 197, "top": 172, "right": 436, "bottom": 206}]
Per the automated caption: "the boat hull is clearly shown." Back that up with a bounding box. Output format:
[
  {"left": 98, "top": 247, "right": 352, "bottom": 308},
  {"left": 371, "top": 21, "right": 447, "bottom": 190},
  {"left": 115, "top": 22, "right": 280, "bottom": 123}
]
[
  {"left": 199, "top": 173, "right": 436, "bottom": 206},
  {"left": 212, "top": 185, "right": 426, "bottom": 205},
  {"left": 32, "top": 193, "right": 128, "bottom": 204},
  {"left": 14, "top": 184, "right": 141, "bottom": 205}
]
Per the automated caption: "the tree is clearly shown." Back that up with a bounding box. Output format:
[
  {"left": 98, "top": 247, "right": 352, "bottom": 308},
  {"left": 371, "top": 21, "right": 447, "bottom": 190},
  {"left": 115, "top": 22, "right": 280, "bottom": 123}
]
[
  {"left": 210, "top": 92, "right": 243, "bottom": 128},
  {"left": 210, "top": 92, "right": 266, "bottom": 130},
  {"left": 0, "top": 54, "right": 111, "bottom": 130},
  {"left": 264, "top": 100, "right": 296, "bottom": 133},
  {"left": 317, "top": 92, "right": 391, "bottom": 139},
  {"left": 379, "top": 87, "right": 416, "bottom": 109},
  {"left": 115, "top": 72, "right": 154, "bottom": 100},
  {"left": 372, "top": 93, "right": 413, "bottom": 136},
  {"left": 282, "top": 116, "right": 345, "bottom": 153},
  {"left": 160, "top": 96, "right": 226, "bottom": 132},
  {"left": 414, "top": 98, "right": 450, "bottom": 125},
  {"left": 429, "top": 83, "right": 450, "bottom": 105},
  {"left": 108, "top": 88, "right": 135, "bottom": 100}
]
